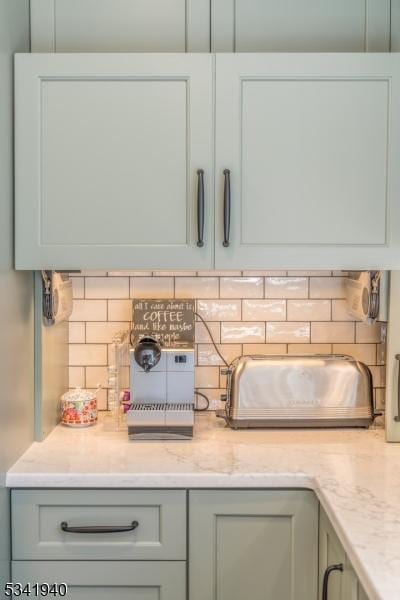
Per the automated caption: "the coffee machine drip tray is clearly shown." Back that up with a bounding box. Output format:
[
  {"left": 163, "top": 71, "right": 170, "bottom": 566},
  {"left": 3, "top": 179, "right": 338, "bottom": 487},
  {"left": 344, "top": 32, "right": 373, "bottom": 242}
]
[{"left": 126, "top": 402, "right": 194, "bottom": 440}]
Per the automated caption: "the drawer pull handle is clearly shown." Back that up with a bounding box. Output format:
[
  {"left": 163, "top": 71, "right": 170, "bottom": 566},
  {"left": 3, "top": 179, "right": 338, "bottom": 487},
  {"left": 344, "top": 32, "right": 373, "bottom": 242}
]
[
  {"left": 395, "top": 354, "right": 400, "bottom": 422},
  {"left": 322, "top": 563, "right": 344, "bottom": 600},
  {"left": 60, "top": 520, "right": 139, "bottom": 534}
]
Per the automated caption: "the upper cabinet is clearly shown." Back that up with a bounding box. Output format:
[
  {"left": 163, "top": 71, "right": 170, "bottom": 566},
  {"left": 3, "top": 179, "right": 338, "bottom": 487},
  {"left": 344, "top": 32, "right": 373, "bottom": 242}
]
[
  {"left": 31, "top": 0, "right": 392, "bottom": 54},
  {"left": 15, "top": 54, "right": 213, "bottom": 270},
  {"left": 214, "top": 53, "right": 400, "bottom": 270},
  {"left": 211, "top": 0, "right": 391, "bottom": 52},
  {"left": 30, "top": 0, "right": 210, "bottom": 52},
  {"left": 15, "top": 53, "right": 400, "bottom": 270}
]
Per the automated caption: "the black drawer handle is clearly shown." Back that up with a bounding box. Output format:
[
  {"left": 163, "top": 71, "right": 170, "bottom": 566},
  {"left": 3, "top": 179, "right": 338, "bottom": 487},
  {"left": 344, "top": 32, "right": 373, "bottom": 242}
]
[
  {"left": 60, "top": 521, "right": 139, "bottom": 534},
  {"left": 223, "top": 169, "right": 231, "bottom": 247},
  {"left": 395, "top": 354, "right": 400, "bottom": 422},
  {"left": 197, "top": 169, "right": 205, "bottom": 247},
  {"left": 322, "top": 563, "right": 344, "bottom": 600}
]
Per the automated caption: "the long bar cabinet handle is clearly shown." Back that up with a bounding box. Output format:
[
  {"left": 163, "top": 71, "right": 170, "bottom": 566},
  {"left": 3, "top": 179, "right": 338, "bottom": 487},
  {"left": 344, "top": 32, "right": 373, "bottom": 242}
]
[
  {"left": 322, "top": 563, "right": 344, "bottom": 600},
  {"left": 61, "top": 521, "right": 139, "bottom": 534},
  {"left": 223, "top": 169, "right": 231, "bottom": 247},
  {"left": 197, "top": 169, "right": 205, "bottom": 247},
  {"left": 395, "top": 354, "right": 400, "bottom": 422}
]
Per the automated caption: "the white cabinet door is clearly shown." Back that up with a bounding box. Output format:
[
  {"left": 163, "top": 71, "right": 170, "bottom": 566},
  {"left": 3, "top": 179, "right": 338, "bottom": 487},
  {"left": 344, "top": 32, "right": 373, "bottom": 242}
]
[
  {"left": 215, "top": 53, "right": 400, "bottom": 270},
  {"left": 15, "top": 54, "right": 213, "bottom": 270},
  {"left": 211, "top": 0, "right": 390, "bottom": 52},
  {"left": 30, "top": 0, "right": 210, "bottom": 52}
]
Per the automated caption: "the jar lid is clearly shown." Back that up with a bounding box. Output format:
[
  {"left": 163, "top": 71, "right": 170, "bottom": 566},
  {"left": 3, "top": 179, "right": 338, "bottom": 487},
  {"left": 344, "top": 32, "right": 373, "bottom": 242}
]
[{"left": 61, "top": 387, "right": 96, "bottom": 403}]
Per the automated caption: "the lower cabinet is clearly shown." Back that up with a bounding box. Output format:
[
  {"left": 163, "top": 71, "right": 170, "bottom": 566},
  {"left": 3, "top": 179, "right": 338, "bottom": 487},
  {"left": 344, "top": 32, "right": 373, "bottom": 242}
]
[
  {"left": 11, "top": 561, "right": 186, "bottom": 600},
  {"left": 319, "top": 509, "right": 368, "bottom": 600},
  {"left": 189, "top": 489, "right": 319, "bottom": 600}
]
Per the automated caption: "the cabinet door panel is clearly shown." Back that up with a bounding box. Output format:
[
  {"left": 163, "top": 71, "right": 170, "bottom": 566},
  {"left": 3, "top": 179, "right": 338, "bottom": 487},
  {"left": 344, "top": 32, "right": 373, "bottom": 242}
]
[
  {"left": 215, "top": 54, "right": 400, "bottom": 269},
  {"left": 12, "top": 561, "right": 186, "bottom": 600},
  {"left": 15, "top": 54, "right": 213, "bottom": 269},
  {"left": 189, "top": 489, "right": 318, "bottom": 600},
  {"left": 31, "top": 0, "right": 210, "bottom": 52},
  {"left": 211, "top": 0, "right": 390, "bottom": 52}
]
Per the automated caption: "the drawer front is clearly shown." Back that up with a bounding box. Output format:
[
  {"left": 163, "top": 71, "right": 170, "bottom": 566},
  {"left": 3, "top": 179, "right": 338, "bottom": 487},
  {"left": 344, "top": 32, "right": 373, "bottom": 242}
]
[
  {"left": 12, "top": 490, "right": 186, "bottom": 560},
  {"left": 12, "top": 561, "right": 186, "bottom": 600}
]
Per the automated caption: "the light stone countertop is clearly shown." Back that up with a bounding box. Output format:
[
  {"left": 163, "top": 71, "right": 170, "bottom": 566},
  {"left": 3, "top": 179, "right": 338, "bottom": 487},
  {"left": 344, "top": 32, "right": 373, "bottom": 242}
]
[{"left": 6, "top": 414, "right": 400, "bottom": 600}]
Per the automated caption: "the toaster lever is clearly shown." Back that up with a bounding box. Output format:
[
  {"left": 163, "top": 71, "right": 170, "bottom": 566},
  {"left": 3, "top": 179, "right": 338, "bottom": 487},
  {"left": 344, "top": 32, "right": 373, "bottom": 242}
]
[
  {"left": 220, "top": 394, "right": 227, "bottom": 402},
  {"left": 220, "top": 368, "right": 232, "bottom": 376}
]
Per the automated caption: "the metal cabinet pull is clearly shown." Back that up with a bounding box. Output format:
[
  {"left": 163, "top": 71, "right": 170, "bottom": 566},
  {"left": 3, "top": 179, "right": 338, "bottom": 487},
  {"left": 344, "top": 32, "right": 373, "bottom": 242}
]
[
  {"left": 197, "top": 169, "right": 205, "bottom": 248},
  {"left": 60, "top": 521, "right": 139, "bottom": 534},
  {"left": 395, "top": 354, "right": 400, "bottom": 422},
  {"left": 223, "top": 169, "right": 231, "bottom": 247},
  {"left": 322, "top": 563, "right": 344, "bottom": 600}
]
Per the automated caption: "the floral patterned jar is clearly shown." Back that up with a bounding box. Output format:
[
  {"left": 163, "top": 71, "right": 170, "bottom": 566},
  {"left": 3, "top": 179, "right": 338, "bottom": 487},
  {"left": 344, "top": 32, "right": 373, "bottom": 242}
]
[{"left": 61, "top": 388, "right": 98, "bottom": 427}]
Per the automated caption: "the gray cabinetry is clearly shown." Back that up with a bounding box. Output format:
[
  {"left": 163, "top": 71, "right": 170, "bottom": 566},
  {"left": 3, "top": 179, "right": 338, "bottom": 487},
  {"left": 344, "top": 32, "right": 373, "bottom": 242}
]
[
  {"left": 189, "top": 489, "right": 319, "bottom": 600},
  {"left": 319, "top": 509, "right": 369, "bottom": 600},
  {"left": 12, "top": 561, "right": 186, "bottom": 600},
  {"left": 215, "top": 53, "right": 400, "bottom": 270},
  {"left": 15, "top": 53, "right": 213, "bottom": 270},
  {"left": 30, "top": 0, "right": 210, "bottom": 52},
  {"left": 12, "top": 489, "right": 186, "bottom": 560},
  {"left": 211, "top": 0, "right": 391, "bottom": 52}
]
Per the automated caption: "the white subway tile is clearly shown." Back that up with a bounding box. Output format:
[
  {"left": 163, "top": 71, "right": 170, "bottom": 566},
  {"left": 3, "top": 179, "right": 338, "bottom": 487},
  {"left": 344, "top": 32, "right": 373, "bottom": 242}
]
[
  {"left": 71, "top": 277, "right": 84, "bottom": 299},
  {"left": 287, "top": 270, "right": 331, "bottom": 276},
  {"left": 374, "top": 388, "right": 385, "bottom": 410},
  {"left": 243, "top": 270, "right": 287, "bottom": 276},
  {"left": 86, "top": 322, "right": 129, "bottom": 343},
  {"left": 195, "top": 322, "right": 221, "bottom": 343},
  {"left": 175, "top": 277, "right": 219, "bottom": 298},
  {"left": 85, "top": 366, "right": 109, "bottom": 389},
  {"left": 242, "top": 299, "right": 286, "bottom": 321},
  {"left": 309, "top": 277, "right": 346, "bottom": 299},
  {"left": 332, "top": 299, "right": 356, "bottom": 321},
  {"left": 266, "top": 322, "right": 310, "bottom": 343},
  {"left": 195, "top": 366, "right": 220, "bottom": 388},
  {"left": 108, "top": 271, "right": 152, "bottom": 276},
  {"left": 69, "top": 344, "right": 107, "bottom": 366},
  {"left": 288, "top": 343, "right": 331, "bottom": 354},
  {"left": 356, "top": 322, "right": 383, "bottom": 343},
  {"left": 79, "top": 270, "right": 107, "bottom": 276},
  {"left": 197, "top": 344, "right": 242, "bottom": 366},
  {"left": 130, "top": 277, "right": 174, "bottom": 299},
  {"left": 195, "top": 388, "right": 227, "bottom": 411},
  {"left": 198, "top": 270, "right": 242, "bottom": 276},
  {"left": 197, "top": 299, "right": 241, "bottom": 321},
  {"left": 108, "top": 300, "right": 132, "bottom": 321},
  {"left": 265, "top": 277, "right": 308, "bottom": 299},
  {"left": 70, "top": 300, "right": 107, "bottom": 322},
  {"left": 311, "top": 322, "right": 354, "bottom": 343},
  {"left": 287, "top": 300, "right": 330, "bottom": 321},
  {"left": 69, "top": 322, "right": 85, "bottom": 343},
  {"left": 220, "top": 277, "right": 263, "bottom": 298},
  {"left": 243, "top": 343, "right": 287, "bottom": 355},
  {"left": 332, "top": 344, "right": 377, "bottom": 365},
  {"left": 85, "top": 277, "right": 129, "bottom": 299},
  {"left": 69, "top": 367, "right": 85, "bottom": 388},
  {"left": 95, "top": 388, "right": 108, "bottom": 410},
  {"left": 153, "top": 271, "right": 197, "bottom": 276},
  {"left": 221, "top": 322, "right": 265, "bottom": 343}
]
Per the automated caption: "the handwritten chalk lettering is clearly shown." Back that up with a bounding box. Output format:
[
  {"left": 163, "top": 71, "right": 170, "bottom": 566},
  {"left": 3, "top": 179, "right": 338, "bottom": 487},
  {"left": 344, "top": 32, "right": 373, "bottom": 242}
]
[{"left": 132, "top": 298, "right": 195, "bottom": 348}]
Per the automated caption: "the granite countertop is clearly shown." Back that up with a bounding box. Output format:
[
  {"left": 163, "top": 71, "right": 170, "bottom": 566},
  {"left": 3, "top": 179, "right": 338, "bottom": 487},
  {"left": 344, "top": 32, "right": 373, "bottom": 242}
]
[{"left": 7, "top": 414, "right": 400, "bottom": 600}]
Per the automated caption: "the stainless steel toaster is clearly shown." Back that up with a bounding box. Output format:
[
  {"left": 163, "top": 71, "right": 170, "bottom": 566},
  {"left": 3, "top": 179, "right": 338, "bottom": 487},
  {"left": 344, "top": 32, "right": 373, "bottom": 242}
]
[{"left": 219, "top": 354, "right": 374, "bottom": 429}]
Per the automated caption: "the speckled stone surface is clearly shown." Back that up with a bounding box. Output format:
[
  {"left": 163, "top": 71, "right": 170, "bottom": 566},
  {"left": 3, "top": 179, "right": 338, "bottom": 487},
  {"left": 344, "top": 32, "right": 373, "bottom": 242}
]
[{"left": 7, "top": 414, "right": 400, "bottom": 600}]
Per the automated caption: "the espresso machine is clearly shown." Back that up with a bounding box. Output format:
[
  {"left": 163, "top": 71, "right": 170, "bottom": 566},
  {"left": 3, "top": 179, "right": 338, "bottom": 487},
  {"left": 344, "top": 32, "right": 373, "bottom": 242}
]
[{"left": 127, "top": 336, "right": 195, "bottom": 440}]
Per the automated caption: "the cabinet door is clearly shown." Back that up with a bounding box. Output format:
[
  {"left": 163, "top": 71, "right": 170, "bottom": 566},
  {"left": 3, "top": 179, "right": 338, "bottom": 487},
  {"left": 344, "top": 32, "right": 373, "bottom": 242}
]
[
  {"left": 15, "top": 54, "right": 213, "bottom": 270},
  {"left": 215, "top": 54, "right": 400, "bottom": 270},
  {"left": 319, "top": 509, "right": 346, "bottom": 600},
  {"left": 12, "top": 561, "right": 186, "bottom": 600},
  {"left": 189, "top": 489, "right": 318, "bottom": 600},
  {"left": 31, "top": 0, "right": 210, "bottom": 52},
  {"left": 211, "top": 0, "right": 390, "bottom": 52}
]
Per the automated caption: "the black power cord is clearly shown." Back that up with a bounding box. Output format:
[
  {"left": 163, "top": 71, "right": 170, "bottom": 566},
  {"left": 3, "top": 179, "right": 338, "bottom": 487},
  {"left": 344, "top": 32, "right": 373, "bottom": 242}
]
[
  {"left": 194, "top": 390, "right": 210, "bottom": 411},
  {"left": 194, "top": 311, "right": 230, "bottom": 368}
]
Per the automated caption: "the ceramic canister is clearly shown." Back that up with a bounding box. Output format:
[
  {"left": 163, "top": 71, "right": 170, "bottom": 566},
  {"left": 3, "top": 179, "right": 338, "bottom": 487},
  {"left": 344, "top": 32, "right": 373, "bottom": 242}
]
[{"left": 61, "top": 388, "right": 98, "bottom": 427}]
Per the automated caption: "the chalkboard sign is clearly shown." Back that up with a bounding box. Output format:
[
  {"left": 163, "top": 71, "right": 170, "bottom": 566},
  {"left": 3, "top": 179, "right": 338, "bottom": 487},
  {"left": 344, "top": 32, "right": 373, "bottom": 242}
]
[{"left": 131, "top": 299, "right": 195, "bottom": 348}]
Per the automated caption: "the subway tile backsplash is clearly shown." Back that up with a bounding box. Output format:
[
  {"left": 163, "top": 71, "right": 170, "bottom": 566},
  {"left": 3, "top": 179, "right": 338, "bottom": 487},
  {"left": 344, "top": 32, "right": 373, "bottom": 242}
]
[{"left": 68, "top": 271, "right": 386, "bottom": 412}]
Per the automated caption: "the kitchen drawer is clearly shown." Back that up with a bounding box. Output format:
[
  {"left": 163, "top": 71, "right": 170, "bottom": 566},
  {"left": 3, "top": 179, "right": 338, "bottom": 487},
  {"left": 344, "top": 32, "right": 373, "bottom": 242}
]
[
  {"left": 12, "top": 561, "right": 186, "bottom": 600},
  {"left": 12, "top": 489, "right": 186, "bottom": 560}
]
